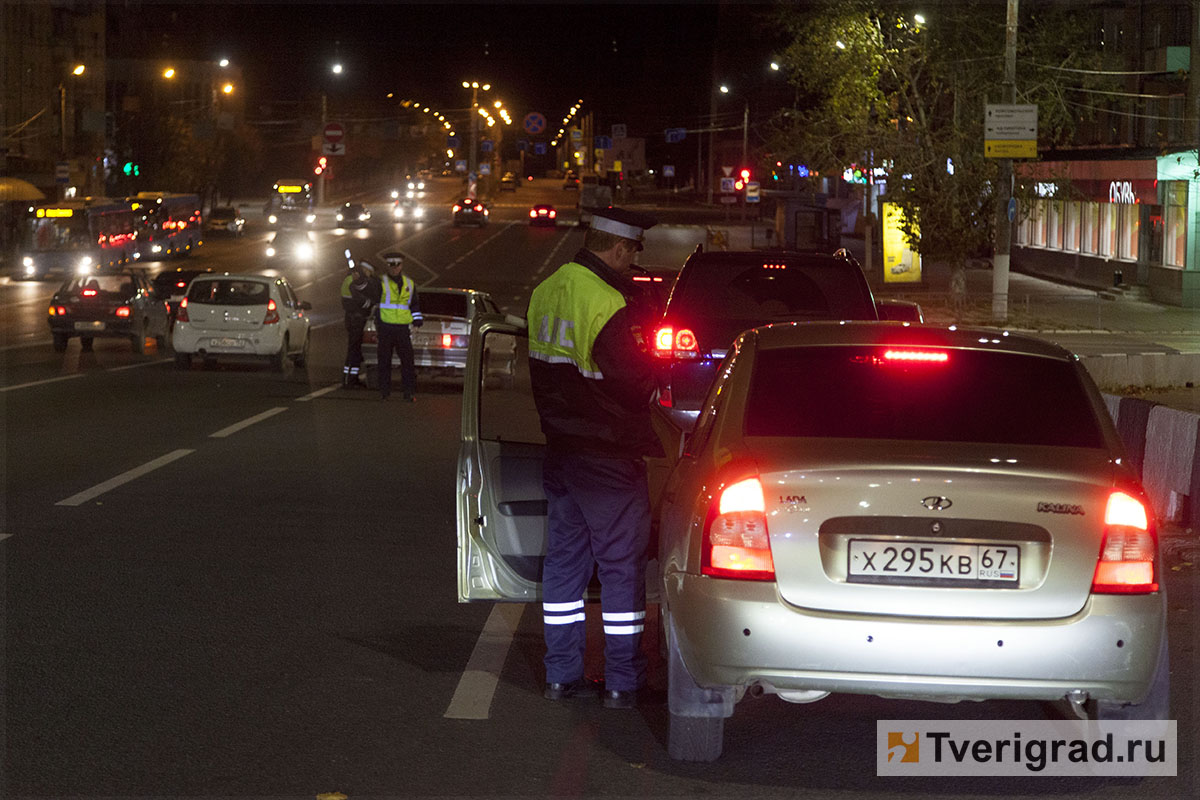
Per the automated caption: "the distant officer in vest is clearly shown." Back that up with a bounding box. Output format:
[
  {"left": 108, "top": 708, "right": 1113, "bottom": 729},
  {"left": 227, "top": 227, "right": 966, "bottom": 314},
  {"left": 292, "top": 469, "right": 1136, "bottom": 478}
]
[
  {"left": 375, "top": 251, "right": 422, "bottom": 401},
  {"left": 526, "top": 206, "right": 664, "bottom": 709},
  {"left": 340, "top": 251, "right": 375, "bottom": 388}
]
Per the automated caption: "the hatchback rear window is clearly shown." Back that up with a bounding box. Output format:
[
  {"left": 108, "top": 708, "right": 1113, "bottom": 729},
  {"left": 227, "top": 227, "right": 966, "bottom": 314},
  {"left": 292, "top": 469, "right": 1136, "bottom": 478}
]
[
  {"left": 420, "top": 293, "right": 469, "bottom": 318},
  {"left": 667, "top": 256, "right": 876, "bottom": 345},
  {"left": 67, "top": 275, "right": 135, "bottom": 297},
  {"left": 745, "top": 346, "right": 1105, "bottom": 448},
  {"left": 187, "top": 279, "right": 270, "bottom": 306}
]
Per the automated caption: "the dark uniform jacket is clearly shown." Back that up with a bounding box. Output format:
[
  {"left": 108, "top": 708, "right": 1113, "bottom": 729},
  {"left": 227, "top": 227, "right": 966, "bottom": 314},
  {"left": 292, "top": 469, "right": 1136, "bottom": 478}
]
[
  {"left": 528, "top": 248, "right": 664, "bottom": 459},
  {"left": 341, "top": 272, "right": 374, "bottom": 318}
]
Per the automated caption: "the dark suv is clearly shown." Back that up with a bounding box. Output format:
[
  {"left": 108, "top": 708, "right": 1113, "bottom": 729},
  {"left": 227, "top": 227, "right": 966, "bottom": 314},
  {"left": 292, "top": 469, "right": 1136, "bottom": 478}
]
[
  {"left": 48, "top": 268, "right": 171, "bottom": 354},
  {"left": 651, "top": 249, "right": 878, "bottom": 429}
]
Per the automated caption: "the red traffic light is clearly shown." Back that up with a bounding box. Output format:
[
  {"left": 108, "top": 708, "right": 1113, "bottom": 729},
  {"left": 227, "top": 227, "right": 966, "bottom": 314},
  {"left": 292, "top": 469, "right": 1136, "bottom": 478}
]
[
  {"left": 734, "top": 179, "right": 745, "bottom": 191},
  {"left": 315, "top": 156, "right": 328, "bottom": 176},
  {"left": 739, "top": 168, "right": 751, "bottom": 181}
]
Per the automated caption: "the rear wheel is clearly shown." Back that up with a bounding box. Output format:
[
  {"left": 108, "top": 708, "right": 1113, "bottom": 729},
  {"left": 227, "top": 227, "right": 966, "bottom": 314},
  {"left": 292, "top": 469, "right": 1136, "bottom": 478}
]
[
  {"left": 80, "top": 336, "right": 94, "bottom": 352},
  {"left": 131, "top": 320, "right": 147, "bottom": 354},
  {"left": 52, "top": 333, "right": 69, "bottom": 353},
  {"left": 292, "top": 332, "right": 310, "bottom": 368},
  {"left": 665, "top": 607, "right": 730, "bottom": 762},
  {"left": 270, "top": 335, "right": 288, "bottom": 372}
]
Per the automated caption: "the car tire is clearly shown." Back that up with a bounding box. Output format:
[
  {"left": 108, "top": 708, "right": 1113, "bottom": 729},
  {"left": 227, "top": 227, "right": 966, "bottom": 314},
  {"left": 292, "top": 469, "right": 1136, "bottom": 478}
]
[
  {"left": 174, "top": 352, "right": 192, "bottom": 369},
  {"left": 293, "top": 332, "right": 310, "bottom": 368},
  {"left": 270, "top": 335, "right": 288, "bottom": 372},
  {"left": 52, "top": 332, "right": 69, "bottom": 352},
  {"left": 80, "top": 336, "right": 94, "bottom": 352},
  {"left": 131, "top": 320, "right": 147, "bottom": 354}
]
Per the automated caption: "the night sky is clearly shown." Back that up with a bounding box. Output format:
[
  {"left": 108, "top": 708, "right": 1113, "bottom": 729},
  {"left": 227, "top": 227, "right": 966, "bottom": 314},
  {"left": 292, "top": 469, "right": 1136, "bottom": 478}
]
[{"left": 108, "top": 1, "right": 775, "bottom": 135}]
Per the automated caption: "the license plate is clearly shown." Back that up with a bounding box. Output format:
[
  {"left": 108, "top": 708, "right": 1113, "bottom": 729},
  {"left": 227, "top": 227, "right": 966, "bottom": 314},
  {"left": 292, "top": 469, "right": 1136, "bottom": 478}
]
[
  {"left": 412, "top": 333, "right": 434, "bottom": 347},
  {"left": 848, "top": 539, "right": 1019, "bottom": 586},
  {"left": 74, "top": 321, "right": 105, "bottom": 331},
  {"left": 210, "top": 337, "right": 243, "bottom": 348}
]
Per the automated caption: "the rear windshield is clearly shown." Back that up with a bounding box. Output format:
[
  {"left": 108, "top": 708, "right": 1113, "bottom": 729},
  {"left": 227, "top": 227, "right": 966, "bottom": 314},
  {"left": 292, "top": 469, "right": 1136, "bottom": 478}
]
[
  {"left": 668, "top": 257, "right": 875, "bottom": 346},
  {"left": 420, "top": 293, "right": 469, "bottom": 318},
  {"left": 153, "top": 270, "right": 206, "bottom": 290},
  {"left": 66, "top": 274, "right": 135, "bottom": 297},
  {"left": 187, "top": 279, "right": 270, "bottom": 306},
  {"left": 745, "top": 346, "right": 1105, "bottom": 448}
]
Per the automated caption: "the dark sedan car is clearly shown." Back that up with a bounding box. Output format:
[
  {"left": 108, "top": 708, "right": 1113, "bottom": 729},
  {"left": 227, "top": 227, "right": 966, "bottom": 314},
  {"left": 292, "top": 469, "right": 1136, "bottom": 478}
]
[
  {"left": 48, "top": 268, "right": 171, "bottom": 353},
  {"left": 336, "top": 202, "right": 372, "bottom": 227},
  {"left": 528, "top": 204, "right": 557, "bottom": 226},
  {"left": 452, "top": 198, "right": 489, "bottom": 227},
  {"left": 152, "top": 267, "right": 215, "bottom": 319}
]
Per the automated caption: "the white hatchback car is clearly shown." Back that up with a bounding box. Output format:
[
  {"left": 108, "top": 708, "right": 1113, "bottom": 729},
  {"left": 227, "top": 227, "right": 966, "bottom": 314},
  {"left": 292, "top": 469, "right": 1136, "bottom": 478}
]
[{"left": 172, "top": 273, "right": 311, "bottom": 370}]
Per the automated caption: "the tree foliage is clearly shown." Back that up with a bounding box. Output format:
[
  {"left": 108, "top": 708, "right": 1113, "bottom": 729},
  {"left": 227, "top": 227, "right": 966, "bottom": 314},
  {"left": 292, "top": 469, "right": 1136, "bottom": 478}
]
[{"left": 769, "top": 0, "right": 1106, "bottom": 269}]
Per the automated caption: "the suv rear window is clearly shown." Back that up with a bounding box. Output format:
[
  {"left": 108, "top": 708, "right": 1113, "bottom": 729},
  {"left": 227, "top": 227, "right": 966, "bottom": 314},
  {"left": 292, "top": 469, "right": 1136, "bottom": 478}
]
[
  {"left": 666, "top": 254, "right": 876, "bottom": 346},
  {"left": 187, "top": 279, "right": 270, "bottom": 306},
  {"left": 745, "top": 346, "right": 1105, "bottom": 448},
  {"left": 420, "top": 293, "right": 469, "bottom": 318}
]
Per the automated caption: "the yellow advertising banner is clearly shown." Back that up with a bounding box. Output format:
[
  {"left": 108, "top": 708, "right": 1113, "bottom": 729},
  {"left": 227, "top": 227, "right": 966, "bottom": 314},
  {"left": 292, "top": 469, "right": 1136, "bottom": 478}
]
[{"left": 882, "top": 202, "right": 921, "bottom": 284}]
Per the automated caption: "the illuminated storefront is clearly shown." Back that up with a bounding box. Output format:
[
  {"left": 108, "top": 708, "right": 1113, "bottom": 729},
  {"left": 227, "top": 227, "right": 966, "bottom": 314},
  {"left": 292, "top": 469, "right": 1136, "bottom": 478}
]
[{"left": 1013, "top": 154, "right": 1199, "bottom": 307}]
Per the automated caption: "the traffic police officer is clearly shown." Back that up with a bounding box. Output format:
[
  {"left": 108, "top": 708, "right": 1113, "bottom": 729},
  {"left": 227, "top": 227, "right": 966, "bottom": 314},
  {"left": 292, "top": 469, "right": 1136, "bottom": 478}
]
[
  {"left": 340, "top": 252, "right": 375, "bottom": 388},
  {"left": 526, "top": 207, "right": 664, "bottom": 709},
  {"left": 375, "top": 251, "right": 422, "bottom": 401}
]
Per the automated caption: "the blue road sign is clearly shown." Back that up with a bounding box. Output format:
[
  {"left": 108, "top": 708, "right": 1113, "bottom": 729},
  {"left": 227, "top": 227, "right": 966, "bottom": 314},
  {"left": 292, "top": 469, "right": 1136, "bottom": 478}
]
[
  {"left": 447, "top": 135, "right": 459, "bottom": 148},
  {"left": 523, "top": 112, "right": 547, "bottom": 135},
  {"left": 480, "top": 140, "right": 493, "bottom": 153},
  {"left": 664, "top": 127, "right": 687, "bottom": 144},
  {"left": 1007, "top": 197, "right": 1017, "bottom": 222},
  {"left": 534, "top": 142, "right": 547, "bottom": 155},
  {"left": 594, "top": 135, "right": 612, "bottom": 150}
]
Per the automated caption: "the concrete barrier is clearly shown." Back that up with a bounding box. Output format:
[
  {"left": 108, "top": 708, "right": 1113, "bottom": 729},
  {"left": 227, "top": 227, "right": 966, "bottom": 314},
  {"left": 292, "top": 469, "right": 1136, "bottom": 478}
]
[
  {"left": 1083, "top": 352, "right": 1200, "bottom": 389},
  {"left": 1104, "top": 393, "right": 1200, "bottom": 526}
]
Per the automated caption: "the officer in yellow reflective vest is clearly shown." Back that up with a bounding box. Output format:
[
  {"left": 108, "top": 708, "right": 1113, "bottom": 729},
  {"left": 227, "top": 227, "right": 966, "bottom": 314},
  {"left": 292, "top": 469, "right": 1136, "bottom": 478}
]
[
  {"left": 526, "top": 207, "right": 664, "bottom": 710},
  {"left": 375, "top": 251, "right": 422, "bottom": 401}
]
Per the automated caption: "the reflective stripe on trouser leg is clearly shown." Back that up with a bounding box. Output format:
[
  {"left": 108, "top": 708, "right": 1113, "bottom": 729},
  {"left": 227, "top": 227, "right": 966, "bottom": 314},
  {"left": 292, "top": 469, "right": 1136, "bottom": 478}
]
[
  {"left": 541, "top": 456, "right": 596, "bottom": 685},
  {"left": 553, "top": 451, "right": 651, "bottom": 692}
]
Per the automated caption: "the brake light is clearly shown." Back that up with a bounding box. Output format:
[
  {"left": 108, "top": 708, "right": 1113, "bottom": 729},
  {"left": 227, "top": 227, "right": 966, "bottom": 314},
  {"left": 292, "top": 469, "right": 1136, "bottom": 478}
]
[
  {"left": 474, "top": 204, "right": 484, "bottom": 212},
  {"left": 175, "top": 281, "right": 187, "bottom": 289},
  {"left": 49, "top": 305, "right": 68, "bottom": 316},
  {"left": 263, "top": 298, "right": 280, "bottom": 325},
  {"left": 549, "top": 209, "right": 556, "bottom": 218},
  {"left": 529, "top": 209, "right": 538, "bottom": 219},
  {"left": 1092, "top": 490, "right": 1158, "bottom": 594},
  {"left": 442, "top": 333, "right": 452, "bottom": 348},
  {"left": 453, "top": 204, "right": 462, "bottom": 212},
  {"left": 115, "top": 306, "right": 131, "bottom": 318},
  {"left": 653, "top": 325, "right": 699, "bottom": 359},
  {"left": 883, "top": 349, "right": 949, "bottom": 363},
  {"left": 657, "top": 385, "right": 673, "bottom": 408},
  {"left": 82, "top": 288, "right": 98, "bottom": 297},
  {"left": 703, "top": 477, "right": 774, "bottom": 580},
  {"left": 177, "top": 297, "right": 189, "bottom": 323}
]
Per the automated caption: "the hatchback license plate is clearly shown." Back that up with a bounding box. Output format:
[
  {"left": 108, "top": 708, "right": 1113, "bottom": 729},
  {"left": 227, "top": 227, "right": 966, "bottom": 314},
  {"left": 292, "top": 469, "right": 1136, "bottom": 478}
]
[
  {"left": 211, "top": 337, "right": 243, "bottom": 348},
  {"left": 74, "top": 321, "right": 105, "bottom": 331},
  {"left": 848, "top": 539, "right": 1019, "bottom": 585}
]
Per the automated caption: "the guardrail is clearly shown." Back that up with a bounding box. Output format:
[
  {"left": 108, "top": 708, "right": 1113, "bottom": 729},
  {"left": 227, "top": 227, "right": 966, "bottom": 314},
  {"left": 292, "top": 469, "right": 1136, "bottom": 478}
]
[{"left": 879, "top": 290, "right": 1150, "bottom": 331}]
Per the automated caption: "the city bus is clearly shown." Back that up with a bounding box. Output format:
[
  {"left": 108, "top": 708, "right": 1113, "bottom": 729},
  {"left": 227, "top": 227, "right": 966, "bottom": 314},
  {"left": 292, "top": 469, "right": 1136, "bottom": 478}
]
[
  {"left": 265, "top": 179, "right": 315, "bottom": 227},
  {"left": 128, "top": 192, "right": 204, "bottom": 258},
  {"left": 19, "top": 197, "right": 141, "bottom": 280}
]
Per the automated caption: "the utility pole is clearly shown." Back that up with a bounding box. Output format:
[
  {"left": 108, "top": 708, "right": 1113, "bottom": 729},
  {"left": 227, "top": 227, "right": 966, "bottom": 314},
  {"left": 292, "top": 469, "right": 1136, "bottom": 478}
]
[
  {"left": 991, "top": 0, "right": 1020, "bottom": 321},
  {"left": 468, "top": 83, "right": 479, "bottom": 176},
  {"left": 317, "top": 92, "right": 327, "bottom": 206}
]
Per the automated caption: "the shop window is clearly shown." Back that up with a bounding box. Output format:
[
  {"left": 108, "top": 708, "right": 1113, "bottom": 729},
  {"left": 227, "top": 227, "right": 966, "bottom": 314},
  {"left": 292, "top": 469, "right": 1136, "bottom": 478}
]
[
  {"left": 1082, "top": 202, "right": 1099, "bottom": 254},
  {"left": 1165, "top": 181, "right": 1187, "bottom": 268},
  {"left": 1118, "top": 204, "right": 1138, "bottom": 261},
  {"left": 1065, "top": 201, "right": 1081, "bottom": 252},
  {"left": 1099, "top": 203, "right": 1118, "bottom": 257}
]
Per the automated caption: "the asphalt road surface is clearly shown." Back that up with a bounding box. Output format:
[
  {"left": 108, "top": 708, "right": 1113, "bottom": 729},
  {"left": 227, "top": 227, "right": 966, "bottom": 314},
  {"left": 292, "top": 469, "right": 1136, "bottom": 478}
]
[{"left": 2, "top": 179, "right": 1196, "bottom": 798}]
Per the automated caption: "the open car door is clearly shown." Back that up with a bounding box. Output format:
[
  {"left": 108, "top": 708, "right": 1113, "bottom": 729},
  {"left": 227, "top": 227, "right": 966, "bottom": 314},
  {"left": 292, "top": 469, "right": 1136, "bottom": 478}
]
[{"left": 457, "top": 313, "right": 547, "bottom": 602}]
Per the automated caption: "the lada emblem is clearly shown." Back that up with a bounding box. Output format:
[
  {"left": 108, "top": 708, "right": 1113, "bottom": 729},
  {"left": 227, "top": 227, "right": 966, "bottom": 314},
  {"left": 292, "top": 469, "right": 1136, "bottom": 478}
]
[{"left": 921, "top": 496, "right": 952, "bottom": 511}]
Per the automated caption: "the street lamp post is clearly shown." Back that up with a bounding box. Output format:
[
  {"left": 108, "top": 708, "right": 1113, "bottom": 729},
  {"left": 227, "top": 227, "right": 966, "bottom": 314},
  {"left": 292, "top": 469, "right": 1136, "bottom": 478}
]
[{"left": 58, "top": 63, "right": 85, "bottom": 198}]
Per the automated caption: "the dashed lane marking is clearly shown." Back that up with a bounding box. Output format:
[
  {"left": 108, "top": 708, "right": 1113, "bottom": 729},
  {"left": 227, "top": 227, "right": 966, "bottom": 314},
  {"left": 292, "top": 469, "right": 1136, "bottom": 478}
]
[
  {"left": 56, "top": 448, "right": 195, "bottom": 507},
  {"left": 295, "top": 384, "right": 340, "bottom": 402},
  {"left": 208, "top": 407, "right": 288, "bottom": 438},
  {"left": 535, "top": 229, "right": 575, "bottom": 279},
  {"left": 442, "top": 223, "right": 516, "bottom": 273},
  {"left": 107, "top": 357, "right": 171, "bottom": 372},
  {"left": 444, "top": 603, "right": 526, "bottom": 720}
]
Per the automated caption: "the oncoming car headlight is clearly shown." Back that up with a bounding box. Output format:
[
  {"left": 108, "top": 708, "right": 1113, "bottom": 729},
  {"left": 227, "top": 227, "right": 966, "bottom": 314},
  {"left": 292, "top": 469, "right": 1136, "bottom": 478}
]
[
  {"left": 22, "top": 256, "right": 34, "bottom": 267},
  {"left": 413, "top": 207, "right": 425, "bottom": 218},
  {"left": 266, "top": 246, "right": 277, "bottom": 257},
  {"left": 393, "top": 206, "right": 405, "bottom": 219},
  {"left": 77, "top": 256, "right": 94, "bottom": 273},
  {"left": 268, "top": 214, "right": 278, "bottom": 224},
  {"left": 305, "top": 214, "right": 317, "bottom": 224},
  {"left": 295, "top": 243, "right": 314, "bottom": 260}
]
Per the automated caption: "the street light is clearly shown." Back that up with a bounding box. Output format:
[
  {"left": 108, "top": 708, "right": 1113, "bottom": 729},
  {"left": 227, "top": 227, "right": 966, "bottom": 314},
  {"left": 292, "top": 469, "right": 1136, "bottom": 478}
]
[{"left": 462, "top": 80, "right": 491, "bottom": 177}]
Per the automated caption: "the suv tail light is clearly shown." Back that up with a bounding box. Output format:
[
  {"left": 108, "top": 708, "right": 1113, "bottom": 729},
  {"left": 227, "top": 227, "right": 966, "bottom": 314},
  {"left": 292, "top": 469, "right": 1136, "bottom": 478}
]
[
  {"left": 1092, "top": 490, "right": 1158, "bottom": 594},
  {"left": 263, "top": 298, "right": 280, "bottom": 325},
  {"left": 177, "top": 297, "right": 189, "bottom": 323},
  {"left": 702, "top": 477, "right": 775, "bottom": 580},
  {"left": 48, "top": 305, "right": 68, "bottom": 316},
  {"left": 653, "top": 325, "right": 700, "bottom": 360},
  {"left": 115, "top": 306, "right": 131, "bottom": 318}
]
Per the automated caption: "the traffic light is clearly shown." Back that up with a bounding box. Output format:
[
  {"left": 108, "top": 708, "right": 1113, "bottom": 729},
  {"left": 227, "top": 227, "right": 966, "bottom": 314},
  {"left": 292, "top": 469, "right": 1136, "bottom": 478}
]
[
  {"left": 315, "top": 156, "right": 328, "bottom": 176},
  {"left": 122, "top": 161, "right": 139, "bottom": 177},
  {"left": 735, "top": 167, "right": 751, "bottom": 191}
]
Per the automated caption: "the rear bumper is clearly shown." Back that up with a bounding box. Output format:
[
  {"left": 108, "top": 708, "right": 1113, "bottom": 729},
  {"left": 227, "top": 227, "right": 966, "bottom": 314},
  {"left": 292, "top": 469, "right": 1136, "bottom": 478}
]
[
  {"left": 49, "top": 319, "right": 136, "bottom": 338},
  {"left": 665, "top": 572, "right": 1164, "bottom": 704},
  {"left": 172, "top": 328, "right": 282, "bottom": 357}
]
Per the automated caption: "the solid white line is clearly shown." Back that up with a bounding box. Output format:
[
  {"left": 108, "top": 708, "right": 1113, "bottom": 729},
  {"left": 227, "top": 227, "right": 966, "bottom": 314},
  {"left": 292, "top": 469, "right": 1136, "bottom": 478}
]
[
  {"left": 444, "top": 223, "right": 516, "bottom": 272},
  {"left": 443, "top": 603, "right": 526, "bottom": 720},
  {"left": 0, "top": 373, "right": 86, "bottom": 393},
  {"left": 295, "top": 384, "right": 340, "bottom": 402},
  {"left": 0, "top": 338, "right": 52, "bottom": 352},
  {"left": 209, "top": 407, "right": 288, "bottom": 438},
  {"left": 56, "top": 448, "right": 195, "bottom": 507},
  {"left": 535, "top": 231, "right": 574, "bottom": 279},
  {"left": 0, "top": 534, "right": 11, "bottom": 542}
]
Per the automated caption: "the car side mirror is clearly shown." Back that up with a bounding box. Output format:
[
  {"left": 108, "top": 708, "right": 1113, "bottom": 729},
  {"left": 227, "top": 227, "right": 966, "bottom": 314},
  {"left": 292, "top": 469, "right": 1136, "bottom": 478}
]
[{"left": 298, "top": 300, "right": 312, "bottom": 310}]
